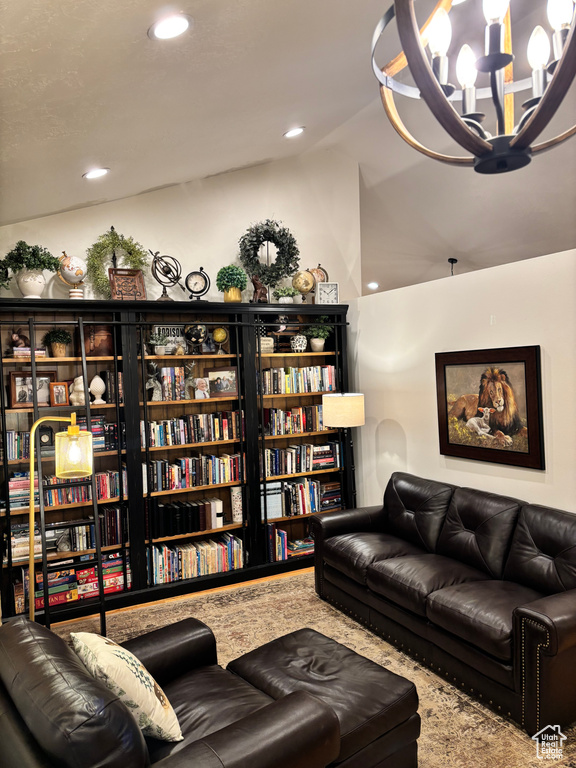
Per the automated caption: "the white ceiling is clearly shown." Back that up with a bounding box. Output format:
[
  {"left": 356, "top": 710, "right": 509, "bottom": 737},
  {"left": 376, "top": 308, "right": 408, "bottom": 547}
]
[{"left": 1, "top": 0, "right": 575, "bottom": 292}]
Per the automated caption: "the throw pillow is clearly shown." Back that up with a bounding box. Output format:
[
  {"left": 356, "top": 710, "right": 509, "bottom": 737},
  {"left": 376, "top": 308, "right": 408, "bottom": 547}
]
[{"left": 71, "top": 632, "right": 183, "bottom": 742}]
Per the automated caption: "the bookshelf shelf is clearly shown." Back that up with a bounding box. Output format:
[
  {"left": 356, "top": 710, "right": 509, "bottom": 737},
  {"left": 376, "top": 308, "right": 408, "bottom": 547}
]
[
  {"left": 5, "top": 543, "right": 128, "bottom": 568},
  {"left": 263, "top": 508, "right": 336, "bottom": 524},
  {"left": 149, "top": 481, "right": 243, "bottom": 498},
  {"left": 0, "top": 299, "right": 351, "bottom": 622},
  {"left": 261, "top": 391, "right": 338, "bottom": 400},
  {"left": 150, "top": 522, "right": 243, "bottom": 544}
]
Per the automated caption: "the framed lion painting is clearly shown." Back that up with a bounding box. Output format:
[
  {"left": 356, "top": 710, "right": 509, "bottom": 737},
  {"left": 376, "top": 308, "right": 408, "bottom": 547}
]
[{"left": 435, "top": 346, "right": 544, "bottom": 469}]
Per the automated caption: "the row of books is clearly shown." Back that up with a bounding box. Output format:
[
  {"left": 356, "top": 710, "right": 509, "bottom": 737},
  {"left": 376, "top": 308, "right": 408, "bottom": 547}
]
[
  {"left": 77, "top": 416, "right": 126, "bottom": 452},
  {"left": 140, "top": 410, "right": 244, "bottom": 448},
  {"left": 7, "top": 468, "right": 127, "bottom": 509},
  {"left": 147, "top": 532, "right": 243, "bottom": 584},
  {"left": 15, "top": 554, "right": 131, "bottom": 613},
  {"left": 150, "top": 497, "right": 228, "bottom": 539},
  {"left": 263, "top": 405, "right": 326, "bottom": 436},
  {"left": 265, "top": 524, "right": 315, "bottom": 562},
  {"left": 142, "top": 453, "right": 244, "bottom": 493},
  {"left": 157, "top": 366, "right": 189, "bottom": 401},
  {"left": 9, "top": 346, "right": 47, "bottom": 358},
  {"left": 98, "top": 370, "right": 124, "bottom": 404},
  {"left": 261, "top": 441, "right": 341, "bottom": 478},
  {"left": 259, "top": 365, "right": 336, "bottom": 395},
  {"left": 261, "top": 478, "right": 342, "bottom": 519}
]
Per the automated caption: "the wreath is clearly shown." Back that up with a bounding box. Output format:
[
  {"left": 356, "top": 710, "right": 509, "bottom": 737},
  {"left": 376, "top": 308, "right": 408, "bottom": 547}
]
[
  {"left": 86, "top": 226, "right": 148, "bottom": 298},
  {"left": 238, "top": 219, "right": 300, "bottom": 287}
]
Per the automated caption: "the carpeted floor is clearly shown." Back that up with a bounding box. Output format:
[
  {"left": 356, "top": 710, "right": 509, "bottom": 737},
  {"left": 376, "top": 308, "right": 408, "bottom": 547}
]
[{"left": 54, "top": 570, "right": 575, "bottom": 768}]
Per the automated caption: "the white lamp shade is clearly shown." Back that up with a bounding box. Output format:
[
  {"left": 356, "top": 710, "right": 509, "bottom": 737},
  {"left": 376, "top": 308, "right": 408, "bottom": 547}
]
[{"left": 322, "top": 393, "right": 365, "bottom": 428}]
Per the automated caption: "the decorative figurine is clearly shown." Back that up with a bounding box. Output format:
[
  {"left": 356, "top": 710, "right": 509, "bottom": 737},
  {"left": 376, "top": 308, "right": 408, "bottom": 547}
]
[
  {"left": 89, "top": 374, "right": 106, "bottom": 404},
  {"left": 251, "top": 274, "right": 268, "bottom": 303},
  {"left": 145, "top": 363, "right": 162, "bottom": 401},
  {"left": 10, "top": 329, "right": 30, "bottom": 348},
  {"left": 69, "top": 376, "right": 86, "bottom": 406}
]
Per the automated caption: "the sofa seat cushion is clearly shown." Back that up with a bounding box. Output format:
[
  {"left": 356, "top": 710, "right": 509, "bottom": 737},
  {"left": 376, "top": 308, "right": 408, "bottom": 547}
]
[
  {"left": 366, "top": 554, "right": 489, "bottom": 616},
  {"left": 426, "top": 580, "right": 544, "bottom": 661},
  {"left": 323, "top": 532, "right": 426, "bottom": 585},
  {"left": 146, "top": 665, "right": 273, "bottom": 763}
]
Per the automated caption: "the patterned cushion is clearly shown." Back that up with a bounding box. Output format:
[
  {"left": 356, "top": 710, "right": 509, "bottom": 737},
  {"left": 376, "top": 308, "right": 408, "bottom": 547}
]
[{"left": 71, "top": 632, "right": 183, "bottom": 742}]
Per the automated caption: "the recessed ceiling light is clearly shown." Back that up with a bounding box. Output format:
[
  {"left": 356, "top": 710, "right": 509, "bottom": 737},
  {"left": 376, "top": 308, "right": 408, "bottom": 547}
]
[
  {"left": 283, "top": 127, "right": 305, "bottom": 138},
  {"left": 367, "top": 282, "right": 379, "bottom": 290},
  {"left": 83, "top": 168, "right": 109, "bottom": 179},
  {"left": 148, "top": 14, "right": 193, "bottom": 40}
]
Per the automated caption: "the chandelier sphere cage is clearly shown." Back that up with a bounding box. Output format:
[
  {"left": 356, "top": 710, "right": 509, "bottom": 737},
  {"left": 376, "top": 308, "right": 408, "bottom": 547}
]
[{"left": 372, "top": 0, "right": 576, "bottom": 173}]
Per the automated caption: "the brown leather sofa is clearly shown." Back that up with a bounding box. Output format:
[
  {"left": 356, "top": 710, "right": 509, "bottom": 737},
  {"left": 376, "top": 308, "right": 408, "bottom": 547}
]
[
  {"left": 312, "top": 471, "right": 576, "bottom": 736},
  {"left": 0, "top": 616, "right": 340, "bottom": 768}
]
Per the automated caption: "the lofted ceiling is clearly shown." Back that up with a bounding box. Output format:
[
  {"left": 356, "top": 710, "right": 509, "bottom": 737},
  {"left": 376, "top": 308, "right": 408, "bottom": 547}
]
[{"left": 1, "top": 0, "right": 575, "bottom": 292}]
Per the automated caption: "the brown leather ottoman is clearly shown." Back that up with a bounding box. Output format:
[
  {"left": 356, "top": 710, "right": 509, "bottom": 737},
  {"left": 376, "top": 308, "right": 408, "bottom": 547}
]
[{"left": 228, "top": 628, "right": 420, "bottom": 768}]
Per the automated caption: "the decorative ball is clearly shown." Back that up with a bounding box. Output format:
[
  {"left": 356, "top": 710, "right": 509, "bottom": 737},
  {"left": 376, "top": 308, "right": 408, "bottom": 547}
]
[
  {"left": 59, "top": 253, "right": 87, "bottom": 286},
  {"left": 212, "top": 327, "right": 228, "bottom": 344},
  {"left": 292, "top": 270, "right": 315, "bottom": 295},
  {"left": 184, "top": 324, "right": 208, "bottom": 346}
]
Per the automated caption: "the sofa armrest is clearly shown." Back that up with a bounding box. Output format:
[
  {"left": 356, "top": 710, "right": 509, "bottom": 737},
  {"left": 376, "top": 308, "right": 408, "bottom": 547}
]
[
  {"left": 515, "top": 588, "right": 576, "bottom": 656},
  {"left": 153, "top": 691, "right": 340, "bottom": 768},
  {"left": 311, "top": 505, "right": 385, "bottom": 541},
  {"left": 122, "top": 618, "right": 217, "bottom": 686}
]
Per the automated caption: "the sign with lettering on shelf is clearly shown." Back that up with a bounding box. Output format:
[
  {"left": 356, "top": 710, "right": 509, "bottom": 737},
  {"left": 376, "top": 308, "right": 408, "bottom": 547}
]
[{"left": 152, "top": 325, "right": 185, "bottom": 354}]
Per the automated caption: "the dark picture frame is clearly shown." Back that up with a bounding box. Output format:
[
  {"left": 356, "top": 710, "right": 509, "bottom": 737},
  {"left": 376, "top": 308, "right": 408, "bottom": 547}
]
[
  {"left": 435, "top": 346, "right": 544, "bottom": 469},
  {"left": 205, "top": 367, "right": 238, "bottom": 399},
  {"left": 50, "top": 382, "right": 70, "bottom": 407},
  {"left": 108, "top": 268, "right": 147, "bottom": 300},
  {"left": 10, "top": 371, "right": 57, "bottom": 408}
]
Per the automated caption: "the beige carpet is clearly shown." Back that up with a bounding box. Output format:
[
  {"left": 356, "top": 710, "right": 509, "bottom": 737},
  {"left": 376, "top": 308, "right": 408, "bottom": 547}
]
[{"left": 53, "top": 570, "right": 576, "bottom": 768}]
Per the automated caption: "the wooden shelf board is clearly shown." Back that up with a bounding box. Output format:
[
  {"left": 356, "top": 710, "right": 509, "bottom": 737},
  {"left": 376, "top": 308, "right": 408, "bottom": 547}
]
[
  {"left": 150, "top": 481, "right": 243, "bottom": 497},
  {"left": 262, "top": 391, "right": 338, "bottom": 399},
  {"left": 147, "top": 439, "right": 239, "bottom": 452},
  {"left": 6, "top": 449, "right": 125, "bottom": 466},
  {"left": 1, "top": 356, "right": 121, "bottom": 364},
  {"left": 2, "top": 497, "right": 122, "bottom": 517},
  {"left": 264, "top": 429, "right": 338, "bottom": 441},
  {"left": 263, "top": 467, "right": 340, "bottom": 481},
  {"left": 6, "top": 403, "right": 123, "bottom": 414},
  {"left": 141, "top": 396, "right": 239, "bottom": 406},
  {"left": 150, "top": 522, "right": 243, "bottom": 544},
  {"left": 260, "top": 352, "right": 336, "bottom": 358},
  {"left": 263, "top": 507, "right": 339, "bottom": 523},
  {"left": 141, "top": 354, "right": 237, "bottom": 361},
  {"left": 4, "top": 543, "right": 128, "bottom": 568}
]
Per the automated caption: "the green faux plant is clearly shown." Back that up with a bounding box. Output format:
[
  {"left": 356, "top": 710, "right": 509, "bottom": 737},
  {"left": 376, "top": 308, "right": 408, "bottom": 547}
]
[
  {"left": 149, "top": 332, "right": 168, "bottom": 346},
  {"left": 216, "top": 265, "right": 248, "bottom": 292},
  {"left": 42, "top": 328, "right": 73, "bottom": 346},
  {"left": 86, "top": 226, "right": 148, "bottom": 299},
  {"left": 304, "top": 316, "right": 333, "bottom": 340},
  {"left": 272, "top": 286, "right": 299, "bottom": 300},
  {"left": 0, "top": 241, "right": 60, "bottom": 289}
]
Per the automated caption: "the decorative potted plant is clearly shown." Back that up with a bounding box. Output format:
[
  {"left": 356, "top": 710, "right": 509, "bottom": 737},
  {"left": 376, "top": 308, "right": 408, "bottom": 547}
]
[
  {"left": 42, "top": 328, "right": 73, "bottom": 358},
  {"left": 272, "top": 286, "right": 299, "bottom": 304},
  {"left": 304, "top": 316, "right": 333, "bottom": 352},
  {"left": 216, "top": 265, "right": 248, "bottom": 303},
  {"left": 148, "top": 332, "right": 168, "bottom": 356},
  {"left": 0, "top": 240, "right": 60, "bottom": 298}
]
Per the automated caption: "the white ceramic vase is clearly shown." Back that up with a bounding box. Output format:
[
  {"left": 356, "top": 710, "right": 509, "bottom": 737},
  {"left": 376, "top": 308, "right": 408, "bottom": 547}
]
[
  {"left": 16, "top": 269, "right": 46, "bottom": 299},
  {"left": 278, "top": 296, "right": 294, "bottom": 304},
  {"left": 89, "top": 374, "right": 106, "bottom": 404},
  {"left": 310, "top": 338, "right": 325, "bottom": 352}
]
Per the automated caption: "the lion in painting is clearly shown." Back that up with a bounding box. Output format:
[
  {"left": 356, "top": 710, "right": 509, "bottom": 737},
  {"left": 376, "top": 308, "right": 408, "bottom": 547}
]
[{"left": 449, "top": 367, "right": 527, "bottom": 441}]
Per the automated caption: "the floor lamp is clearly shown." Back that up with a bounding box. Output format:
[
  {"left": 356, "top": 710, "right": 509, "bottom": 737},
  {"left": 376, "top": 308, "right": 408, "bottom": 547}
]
[
  {"left": 26, "top": 413, "right": 93, "bottom": 622},
  {"left": 322, "top": 394, "right": 365, "bottom": 507}
]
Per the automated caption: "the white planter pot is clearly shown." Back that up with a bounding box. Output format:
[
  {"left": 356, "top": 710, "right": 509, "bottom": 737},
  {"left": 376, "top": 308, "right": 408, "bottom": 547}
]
[
  {"left": 310, "top": 338, "right": 325, "bottom": 352},
  {"left": 278, "top": 296, "right": 294, "bottom": 304},
  {"left": 16, "top": 269, "right": 46, "bottom": 299},
  {"left": 153, "top": 345, "right": 166, "bottom": 356}
]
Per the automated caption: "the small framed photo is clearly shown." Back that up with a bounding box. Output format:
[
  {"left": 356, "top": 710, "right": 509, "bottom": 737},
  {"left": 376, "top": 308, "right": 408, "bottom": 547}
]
[
  {"left": 316, "top": 282, "right": 339, "bottom": 305},
  {"left": 10, "top": 371, "right": 56, "bottom": 408},
  {"left": 205, "top": 367, "right": 239, "bottom": 398},
  {"left": 50, "top": 382, "right": 70, "bottom": 407},
  {"left": 194, "top": 377, "right": 211, "bottom": 399}
]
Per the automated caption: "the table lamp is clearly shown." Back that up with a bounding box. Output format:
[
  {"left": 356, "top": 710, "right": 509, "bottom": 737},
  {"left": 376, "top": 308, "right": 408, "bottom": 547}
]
[
  {"left": 322, "top": 393, "right": 365, "bottom": 506},
  {"left": 26, "top": 413, "right": 93, "bottom": 621}
]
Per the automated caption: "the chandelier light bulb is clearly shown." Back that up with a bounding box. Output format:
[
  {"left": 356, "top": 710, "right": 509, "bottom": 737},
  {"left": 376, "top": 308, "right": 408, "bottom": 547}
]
[
  {"left": 427, "top": 8, "right": 452, "bottom": 57},
  {"left": 547, "top": 0, "right": 575, "bottom": 30},
  {"left": 456, "top": 44, "right": 478, "bottom": 88},
  {"left": 482, "top": 0, "right": 510, "bottom": 23},
  {"left": 527, "top": 25, "right": 551, "bottom": 69}
]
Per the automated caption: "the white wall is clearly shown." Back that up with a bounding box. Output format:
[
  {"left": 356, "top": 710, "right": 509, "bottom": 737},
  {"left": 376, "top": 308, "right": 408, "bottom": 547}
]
[
  {"left": 0, "top": 149, "right": 361, "bottom": 302},
  {"left": 349, "top": 249, "right": 576, "bottom": 511}
]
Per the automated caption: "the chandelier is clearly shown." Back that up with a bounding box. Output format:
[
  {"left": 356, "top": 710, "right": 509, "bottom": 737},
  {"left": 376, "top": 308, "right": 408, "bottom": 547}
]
[{"left": 371, "top": 0, "right": 576, "bottom": 173}]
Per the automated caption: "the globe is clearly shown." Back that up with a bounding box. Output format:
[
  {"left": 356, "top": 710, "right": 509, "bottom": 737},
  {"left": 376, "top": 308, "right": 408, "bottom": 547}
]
[
  {"left": 184, "top": 324, "right": 208, "bottom": 350},
  {"left": 212, "top": 327, "right": 228, "bottom": 344},
  {"left": 292, "top": 270, "right": 315, "bottom": 295},
  {"left": 59, "top": 252, "right": 87, "bottom": 286}
]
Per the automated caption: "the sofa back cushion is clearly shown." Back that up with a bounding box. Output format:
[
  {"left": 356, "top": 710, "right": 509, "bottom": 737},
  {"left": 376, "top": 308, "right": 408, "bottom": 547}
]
[
  {"left": 0, "top": 617, "right": 148, "bottom": 768},
  {"left": 436, "top": 487, "right": 522, "bottom": 577},
  {"left": 384, "top": 472, "right": 454, "bottom": 552},
  {"left": 503, "top": 504, "right": 576, "bottom": 594}
]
